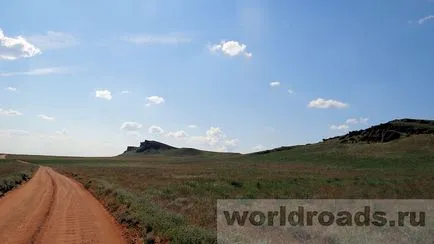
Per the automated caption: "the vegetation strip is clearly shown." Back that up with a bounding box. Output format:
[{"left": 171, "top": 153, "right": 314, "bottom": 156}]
[
  {"left": 0, "top": 159, "right": 38, "bottom": 197},
  {"left": 60, "top": 170, "right": 216, "bottom": 243}
]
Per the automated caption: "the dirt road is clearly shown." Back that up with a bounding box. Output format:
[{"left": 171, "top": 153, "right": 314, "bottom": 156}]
[
  {"left": 0, "top": 166, "right": 126, "bottom": 244},
  {"left": 0, "top": 154, "right": 6, "bottom": 159}
]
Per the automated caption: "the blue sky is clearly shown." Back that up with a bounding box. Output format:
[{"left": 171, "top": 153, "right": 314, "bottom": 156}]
[{"left": 1, "top": 0, "right": 433, "bottom": 156}]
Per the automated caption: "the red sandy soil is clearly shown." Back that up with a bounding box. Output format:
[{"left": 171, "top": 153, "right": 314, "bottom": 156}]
[{"left": 0, "top": 166, "right": 126, "bottom": 244}]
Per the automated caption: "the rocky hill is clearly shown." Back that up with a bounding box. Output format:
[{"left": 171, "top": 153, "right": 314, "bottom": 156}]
[
  {"left": 324, "top": 118, "right": 434, "bottom": 144},
  {"left": 122, "top": 140, "right": 177, "bottom": 155},
  {"left": 120, "top": 140, "right": 242, "bottom": 157}
]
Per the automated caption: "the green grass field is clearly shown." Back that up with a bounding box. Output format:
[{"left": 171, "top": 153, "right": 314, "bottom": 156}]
[{"left": 6, "top": 134, "right": 434, "bottom": 243}]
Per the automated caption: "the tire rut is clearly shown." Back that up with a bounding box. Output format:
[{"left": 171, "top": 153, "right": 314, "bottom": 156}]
[
  {"left": 0, "top": 166, "right": 126, "bottom": 244},
  {"left": 30, "top": 169, "right": 57, "bottom": 244}
]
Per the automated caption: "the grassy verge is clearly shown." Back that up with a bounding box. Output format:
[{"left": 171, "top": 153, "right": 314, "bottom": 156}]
[
  {"left": 0, "top": 160, "right": 38, "bottom": 197},
  {"left": 60, "top": 169, "right": 215, "bottom": 244}
]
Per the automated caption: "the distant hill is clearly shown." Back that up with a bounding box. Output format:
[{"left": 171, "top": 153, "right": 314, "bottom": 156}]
[
  {"left": 120, "top": 140, "right": 240, "bottom": 157},
  {"left": 323, "top": 118, "right": 434, "bottom": 144},
  {"left": 251, "top": 145, "right": 302, "bottom": 155},
  {"left": 253, "top": 118, "right": 434, "bottom": 155},
  {"left": 123, "top": 119, "right": 434, "bottom": 157}
]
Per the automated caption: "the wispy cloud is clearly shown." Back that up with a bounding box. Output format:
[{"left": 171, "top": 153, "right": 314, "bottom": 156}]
[
  {"left": 38, "top": 114, "right": 55, "bottom": 121},
  {"left": 359, "top": 117, "right": 369, "bottom": 124},
  {"left": 0, "top": 67, "right": 70, "bottom": 77},
  {"left": 346, "top": 118, "right": 358, "bottom": 124},
  {"left": 209, "top": 40, "right": 252, "bottom": 58},
  {"left": 0, "top": 129, "right": 30, "bottom": 137},
  {"left": 188, "top": 124, "right": 197, "bottom": 129},
  {"left": 121, "top": 34, "right": 191, "bottom": 45},
  {"left": 52, "top": 129, "right": 68, "bottom": 139},
  {"left": 25, "top": 31, "right": 79, "bottom": 50},
  {"left": 308, "top": 98, "right": 349, "bottom": 109},
  {"left": 418, "top": 15, "right": 434, "bottom": 24},
  {"left": 0, "top": 108, "right": 22, "bottom": 116},
  {"left": 0, "top": 28, "right": 41, "bottom": 60},
  {"left": 121, "top": 90, "right": 131, "bottom": 94},
  {"left": 346, "top": 117, "right": 369, "bottom": 125}
]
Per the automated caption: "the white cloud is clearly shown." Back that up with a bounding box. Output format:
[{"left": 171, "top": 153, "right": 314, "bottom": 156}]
[
  {"left": 121, "top": 34, "right": 191, "bottom": 45},
  {"left": 95, "top": 89, "right": 112, "bottom": 100},
  {"left": 167, "top": 130, "right": 188, "bottom": 139},
  {"left": 0, "top": 67, "right": 70, "bottom": 77},
  {"left": 25, "top": 31, "right": 78, "bottom": 50},
  {"left": 418, "top": 15, "right": 434, "bottom": 24},
  {"left": 188, "top": 124, "right": 197, "bottom": 129},
  {"left": 252, "top": 144, "right": 265, "bottom": 151},
  {"left": 38, "top": 114, "right": 55, "bottom": 121},
  {"left": 121, "top": 90, "right": 130, "bottom": 94},
  {"left": 145, "top": 96, "right": 165, "bottom": 106},
  {"left": 330, "top": 124, "right": 349, "bottom": 130},
  {"left": 189, "top": 126, "right": 239, "bottom": 151},
  {"left": 270, "top": 81, "right": 280, "bottom": 87},
  {"left": 331, "top": 117, "right": 369, "bottom": 131},
  {"left": 0, "top": 108, "right": 22, "bottom": 116},
  {"left": 5, "top": 87, "right": 17, "bottom": 92},
  {"left": 288, "top": 89, "right": 295, "bottom": 95},
  {"left": 217, "top": 139, "right": 240, "bottom": 152},
  {"left": 224, "top": 138, "right": 239, "bottom": 147},
  {"left": 120, "top": 122, "right": 142, "bottom": 131},
  {"left": 148, "top": 125, "right": 164, "bottom": 134},
  {"left": 205, "top": 127, "right": 225, "bottom": 146},
  {"left": 209, "top": 40, "right": 252, "bottom": 58},
  {"left": 308, "top": 98, "right": 349, "bottom": 109},
  {"left": 0, "top": 28, "right": 41, "bottom": 60},
  {"left": 209, "top": 43, "right": 222, "bottom": 53}
]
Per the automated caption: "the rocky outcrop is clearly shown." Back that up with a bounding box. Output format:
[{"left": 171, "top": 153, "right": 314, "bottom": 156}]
[
  {"left": 324, "top": 118, "right": 434, "bottom": 144},
  {"left": 122, "top": 140, "right": 177, "bottom": 155},
  {"left": 125, "top": 146, "right": 138, "bottom": 152}
]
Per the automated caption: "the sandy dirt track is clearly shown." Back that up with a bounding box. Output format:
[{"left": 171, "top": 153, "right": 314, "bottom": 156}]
[
  {"left": 0, "top": 154, "right": 6, "bottom": 159},
  {"left": 0, "top": 166, "right": 126, "bottom": 244}
]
